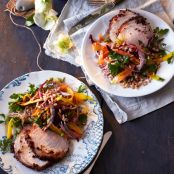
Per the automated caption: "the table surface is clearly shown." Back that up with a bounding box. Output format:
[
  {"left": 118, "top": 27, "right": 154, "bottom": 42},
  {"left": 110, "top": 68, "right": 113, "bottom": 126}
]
[{"left": 1, "top": 1, "right": 174, "bottom": 174}]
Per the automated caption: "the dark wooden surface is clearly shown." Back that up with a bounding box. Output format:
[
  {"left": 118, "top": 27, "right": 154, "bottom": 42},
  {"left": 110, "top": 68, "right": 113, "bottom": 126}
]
[{"left": 1, "top": 1, "right": 174, "bottom": 174}]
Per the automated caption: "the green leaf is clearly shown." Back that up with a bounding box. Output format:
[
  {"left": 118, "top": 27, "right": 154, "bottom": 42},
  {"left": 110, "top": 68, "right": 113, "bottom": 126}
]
[
  {"left": 109, "top": 51, "right": 122, "bottom": 60},
  {"left": 10, "top": 93, "right": 24, "bottom": 102},
  {"left": 108, "top": 62, "right": 123, "bottom": 76},
  {"left": 78, "top": 85, "right": 87, "bottom": 93},
  {"left": 0, "top": 137, "right": 13, "bottom": 154},
  {"left": 28, "top": 84, "right": 38, "bottom": 95},
  {"left": 154, "top": 27, "right": 169, "bottom": 37},
  {"left": 11, "top": 117, "right": 22, "bottom": 127},
  {"left": 123, "top": 56, "right": 130, "bottom": 64},
  {"left": 0, "top": 114, "right": 5, "bottom": 119},
  {"left": 57, "top": 77, "right": 65, "bottom": 83},
  {"left": 0, "top": 114, "right": 6, "bottom": 124},
  {"left": 8, "top": 102, "right": 24, "bottom": 112},
  {"left": 25, "top": 14, "right": 35, "bottom": 27},
  {"left": 79, "top": 114, "right": 87, "bottom": 125}
]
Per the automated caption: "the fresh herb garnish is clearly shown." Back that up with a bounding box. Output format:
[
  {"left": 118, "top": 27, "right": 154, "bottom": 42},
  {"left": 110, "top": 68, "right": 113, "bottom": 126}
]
[
  {"left": 154, "top": 27, "right": 169, "bottom": 37},
  {"left": 0, "top": 136, "right": 12, "bottom": 154},
  {"left": 57, "top": 77, "right": 65, "bottom": 83},
  {"left": 109, "top": 51, "right": 122, "bottom": 60},
  {"left": 78, "top": 114, "right": 87, "bottom": 125},
  {"left": 141, "top": 64, "right": 158, "bottom": 76},
  {"left": 108, "top": 51, "right": 130, "bottom": 76},
  {"left": 8, "top": 102, "right": 24, "bottom": 112},
  {"left": 10, "top": 93, "right": 23, "bottom": 101},
  {"left": 108, "top": 62, "right": 124, "bottom": 76},
  {"left": 78, "top": 85, "right": 87, "bottom": 93},
  {"left": 28, "top": 84, "right": 38, "bottom": 95},
  {"left": 0, "top": 114, "right": 5, "bottom": 124},
  {"left": 11, "top": 117, "right": 22, "bottom": 127}
]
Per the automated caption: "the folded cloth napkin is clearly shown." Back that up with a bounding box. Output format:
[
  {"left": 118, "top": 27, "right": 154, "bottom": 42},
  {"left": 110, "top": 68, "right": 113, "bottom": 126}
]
[{"left": 44, "top": 0, "right": 174, "bottom": 123}]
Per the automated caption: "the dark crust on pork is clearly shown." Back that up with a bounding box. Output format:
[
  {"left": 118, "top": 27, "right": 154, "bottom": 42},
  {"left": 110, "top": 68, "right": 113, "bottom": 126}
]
[
  {"left": 29, "top": 138, "right": 69, "bottom": 161},
  {"left": 107, "top": 9, "right": 138, "bottom": 34},
  {"left": 14, "top": 130, "right": 50, "bottom": 171},
  {"left": 117, "top": 15, "right": 143, "bottom": 36}
]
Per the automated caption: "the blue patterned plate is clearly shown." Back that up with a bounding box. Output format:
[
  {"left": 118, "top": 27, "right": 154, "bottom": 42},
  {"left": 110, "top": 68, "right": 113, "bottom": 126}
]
[{"left": 0, "top": 71, "right": 103, "bottom": 174}]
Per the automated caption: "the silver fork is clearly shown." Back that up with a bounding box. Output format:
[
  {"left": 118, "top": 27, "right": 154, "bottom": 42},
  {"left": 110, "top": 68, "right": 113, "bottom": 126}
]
[{"left": 88, "top": 0, "right": 112, "bottom": 5}]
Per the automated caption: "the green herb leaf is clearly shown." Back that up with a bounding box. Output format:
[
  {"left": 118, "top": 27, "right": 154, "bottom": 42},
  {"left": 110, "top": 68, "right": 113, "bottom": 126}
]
[
  {"left": 8, "top": 102, "right": 24, "bottom": 112},
  {"left": 25, "top": 14, "right": 35, "bottom": 27},
  {"left": 78, "top": 85, "right": 87, "bottom": 93},
  {"left": 108, "top": 62, "right": 123, "bottom": 76},
  {"left": 11, "top": 117, "right": 22, "bottom": 127},
  {"left": 10, "top": 93, "right": 23, "bottom": 101},
  {"left": 0, "top": 114, "right": 5, "bottom": 119},
  {"left": 28, "top": 84, "right": 38, "bottom": 95},
  {"left": 0, "top": 114, "right": 6, "bottom": 124},
  {"left": 0, "top": 136, "right": 12, "bottom": 154},
  {"left": 154, "top": 27, "right": 169, "bottom": 37},
  {"left": 0, "top": 120, "right": 5, "bottom": 124},
  {"left": 79, "top": 114, "right": 87, "bottom": 125},
  {"left": 57, "top": 77, "right": 65, "bottom": 83},
  {"left": 123, "top": 56, "right": 130, "bottom": 64},
  {"left": 109, "top": 51, "right": 122, "bottom": 60}
]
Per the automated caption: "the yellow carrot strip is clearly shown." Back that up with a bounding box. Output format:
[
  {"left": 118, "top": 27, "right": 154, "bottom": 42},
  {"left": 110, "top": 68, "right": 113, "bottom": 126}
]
[
  {"left": 68, "top": 122, "right": 83, "bottom": 135},
  {"left": 150, "top": 74, "right": 165, "bottom": 81},
  {"left": 162, "top": 51, "right": 174, "bottom": 61},
  {"left": 73, "top": 93, "right": 93, "bottom": 104},
  {"left": 49, "top": 124, "right": 64, "bottom": 136},
  {"left": 20, "top": 98, "right": 43, "bottom": 106},
  {"left": 7, "top": 119, "right": 13, "bottom": 139}
]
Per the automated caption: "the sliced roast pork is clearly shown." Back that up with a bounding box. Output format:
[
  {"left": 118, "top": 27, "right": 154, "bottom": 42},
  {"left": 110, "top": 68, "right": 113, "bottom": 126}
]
[
  {"left": 117, "top": 15, "right": 153, "bottom": 49},
  {"left": 28, "top": 124, "right": 69, "bottom": 160},
  {"left": 109, "top": 9, "right": 138, "bottom": 43},
  {"left": 14, "top": 127, "right": 49, "bottom": 170}
]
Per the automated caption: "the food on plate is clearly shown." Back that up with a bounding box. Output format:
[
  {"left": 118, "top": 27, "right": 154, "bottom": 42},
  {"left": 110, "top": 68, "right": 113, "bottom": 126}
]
[
  {"left": 0, "top": 78, "right": 93, "bottom": 170},
  {"left": 90, "top": 9, "right": 174, "bottom": 89}
]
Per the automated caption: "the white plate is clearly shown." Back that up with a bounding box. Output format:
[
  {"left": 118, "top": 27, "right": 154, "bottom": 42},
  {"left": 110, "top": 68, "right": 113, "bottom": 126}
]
[
  {"left": 82, "top": 9, "right": 174, "bottom": 97},
  {"left": 0, "top": 71, "right": 103, "bottom": 174}
]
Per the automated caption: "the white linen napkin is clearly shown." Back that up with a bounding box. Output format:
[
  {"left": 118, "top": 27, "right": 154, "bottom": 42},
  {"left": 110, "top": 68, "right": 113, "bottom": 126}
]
[{"left": 44, "top": 0, "right": 174, "bottom": 123}]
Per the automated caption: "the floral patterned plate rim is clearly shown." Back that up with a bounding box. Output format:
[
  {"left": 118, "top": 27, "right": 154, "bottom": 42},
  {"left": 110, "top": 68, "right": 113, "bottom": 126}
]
[{"left": 0, "top": 70, "right": 104, "bottom": 174}]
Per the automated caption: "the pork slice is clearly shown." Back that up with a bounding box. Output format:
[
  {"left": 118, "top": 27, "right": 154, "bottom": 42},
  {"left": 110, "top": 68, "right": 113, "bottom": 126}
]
[
  {"left": 117, "top": 16, "right": 153, "bottom": 49},
  {"left": 109, "top": 9, "right": 138, "bottom": 42},
  {"left": 14, "top": 127, "right": 49, "bottom": 170},
  {"left": 29, "top": 124, "right": 69, "bottom": 160}
]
